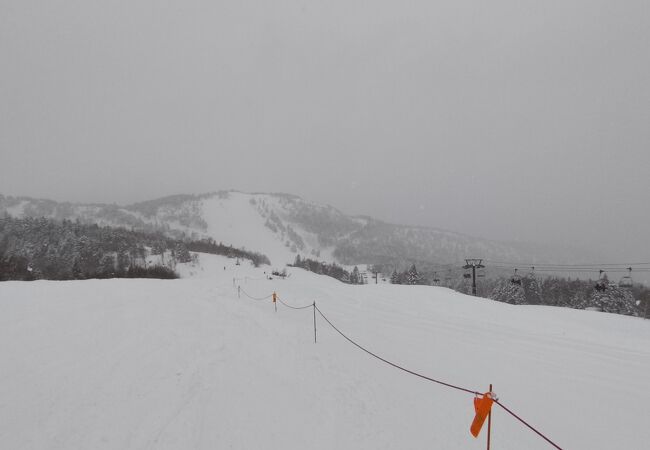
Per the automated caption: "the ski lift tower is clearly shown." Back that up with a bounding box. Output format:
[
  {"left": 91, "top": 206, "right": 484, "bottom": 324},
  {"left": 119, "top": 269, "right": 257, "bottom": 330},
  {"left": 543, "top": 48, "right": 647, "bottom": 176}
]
[{"left": 463, "top": 259, "right": 485, "bottom": 296}]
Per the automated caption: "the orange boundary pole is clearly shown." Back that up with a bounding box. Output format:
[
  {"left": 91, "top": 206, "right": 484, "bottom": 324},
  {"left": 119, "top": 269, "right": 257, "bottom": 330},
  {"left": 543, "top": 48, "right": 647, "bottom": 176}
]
[{"left": 487, "top": 384, "right": 492, "bottom": 450}]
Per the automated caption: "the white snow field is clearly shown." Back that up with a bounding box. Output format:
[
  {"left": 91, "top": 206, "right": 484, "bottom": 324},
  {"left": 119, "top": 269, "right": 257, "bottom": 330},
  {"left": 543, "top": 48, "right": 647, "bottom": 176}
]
[{"left": 1, "top": 254, "right": 649, "bottom": 450}]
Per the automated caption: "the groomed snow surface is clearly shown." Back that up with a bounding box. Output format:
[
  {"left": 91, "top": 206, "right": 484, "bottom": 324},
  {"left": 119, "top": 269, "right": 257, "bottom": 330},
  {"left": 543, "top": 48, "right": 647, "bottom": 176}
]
[{"left": 1, "top": 254, "right": 649, "bottom": 449}]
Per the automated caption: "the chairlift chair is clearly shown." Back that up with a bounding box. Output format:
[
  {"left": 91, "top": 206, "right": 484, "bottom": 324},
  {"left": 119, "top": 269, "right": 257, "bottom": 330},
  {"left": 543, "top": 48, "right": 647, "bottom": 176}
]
[
  {"left": 510, "top": 268, "right": 522, "bottom": 285},
  {"left": 594, "top": 281, "right": 608, "bottom": 292},
  {"left": 619, "top": 267, "right": 633, "bottom": 289},
  {"left": 527, "top": 266, "right": 536, "bottom": 279}
]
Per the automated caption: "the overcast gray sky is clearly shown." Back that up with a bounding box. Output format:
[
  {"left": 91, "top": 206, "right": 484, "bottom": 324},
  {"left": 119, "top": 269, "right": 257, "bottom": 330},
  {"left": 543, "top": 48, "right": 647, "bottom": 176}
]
[{"left": 1, "top": 0, "right": 648, "bottom": 260}]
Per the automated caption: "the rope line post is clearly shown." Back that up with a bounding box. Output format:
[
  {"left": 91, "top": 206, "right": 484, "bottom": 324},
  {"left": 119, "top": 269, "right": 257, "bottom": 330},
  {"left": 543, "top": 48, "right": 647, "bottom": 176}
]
[
  {"left": 313, "top": 303, "right": 567, "bottom": 446},
  {"left": 309, "top": 303, "right": 563, "bottom": 449},
  {"left": 313, "top": 301, "right": 317, "bottom": 343},
  {"left": 237, "top": 285, "right": 240, "bottom": 299},
  {"left": 487, "top": 384, "right": 492, "bottom": 450},
  {"left": 273, "top": 292, "right": 277, "bottom": 312}
]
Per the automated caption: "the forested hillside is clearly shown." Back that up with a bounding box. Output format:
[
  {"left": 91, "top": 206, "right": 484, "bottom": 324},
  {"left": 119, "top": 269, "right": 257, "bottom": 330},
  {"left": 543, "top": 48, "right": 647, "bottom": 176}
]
[
  {"left": 1, "top": 191, "right": 604, "bottom": 268},
  {"left": 384, "top": 263, "right": 648, "bottom": 316},
  {"left": 0, "top": 216, "right": 269, "bottom": 281}
]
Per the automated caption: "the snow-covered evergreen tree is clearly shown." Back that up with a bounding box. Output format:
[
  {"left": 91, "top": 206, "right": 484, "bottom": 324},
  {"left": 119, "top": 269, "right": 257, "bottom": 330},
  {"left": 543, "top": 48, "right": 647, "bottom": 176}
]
[
  {"left": 522, "top": 275, "right": 542, "bottom": 305},
  {"left": 350, "top": 266, "right": 361, "bottom": 284},
  {"left": 490, "top": 279, "right": 526, "bottom": 305},
  {"left": 390, "top": 269, "right": 399, "bottom": 284},
  {"left": 406, "top": 264, "right": 422, "bottom": 285},
  {"left": 98, "top": 254, "right": 116, "bottom": 276},
  {"left": 571, "top": 290, "right": 589, "bottom": 310},
  {"left": 587, "top": 285, "right": 637, "bottom": 315},
  {"left": 174, "top": 242, "right": 192, "bottom": 263}
]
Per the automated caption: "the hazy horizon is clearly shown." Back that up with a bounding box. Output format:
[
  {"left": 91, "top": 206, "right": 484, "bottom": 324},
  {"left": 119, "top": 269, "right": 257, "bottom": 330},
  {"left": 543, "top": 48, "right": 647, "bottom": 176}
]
[
  {"left": 1, "top": 0, "right": 648, "bottom": 261},
  {"left": 0, "top": 187, "right": 632, "bottom": 261}
]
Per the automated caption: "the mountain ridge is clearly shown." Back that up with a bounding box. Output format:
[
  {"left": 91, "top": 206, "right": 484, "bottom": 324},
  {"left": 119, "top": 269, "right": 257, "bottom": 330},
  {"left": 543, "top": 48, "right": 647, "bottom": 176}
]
[{"left": 0, "top": 190, "right": 603, "bottom": 268}]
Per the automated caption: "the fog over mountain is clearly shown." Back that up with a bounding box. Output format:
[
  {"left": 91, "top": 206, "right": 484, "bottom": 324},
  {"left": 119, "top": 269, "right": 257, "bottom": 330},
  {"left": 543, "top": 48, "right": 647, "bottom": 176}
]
[
  {"left": 0, "top": 190, "right": 607, "bottom": 271},
  {"left": 1, "top": 1, "right": 648, "bottom": 261}
]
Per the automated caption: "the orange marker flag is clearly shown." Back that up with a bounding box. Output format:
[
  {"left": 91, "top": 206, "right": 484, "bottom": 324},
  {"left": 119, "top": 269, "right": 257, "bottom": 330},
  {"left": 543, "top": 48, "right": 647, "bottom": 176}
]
[{"left": 470, "top": 393, "right": 494, "bottom": 438}]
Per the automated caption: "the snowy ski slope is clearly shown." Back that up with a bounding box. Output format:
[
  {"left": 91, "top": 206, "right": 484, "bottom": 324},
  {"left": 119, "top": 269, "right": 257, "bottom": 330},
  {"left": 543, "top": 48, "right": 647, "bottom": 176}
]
[
  {"left": 201, "top": 192, "right": 300, "bottom": 265},
  {"left": 0, "top": 253, "right": 648, "bottom": 449}
]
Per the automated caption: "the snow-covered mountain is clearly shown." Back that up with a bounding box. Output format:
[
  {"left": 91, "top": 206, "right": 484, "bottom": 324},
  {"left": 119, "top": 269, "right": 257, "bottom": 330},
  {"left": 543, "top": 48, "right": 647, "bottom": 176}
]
[{"left": 0, "top": 191, "right": 599, "bottom": 267}]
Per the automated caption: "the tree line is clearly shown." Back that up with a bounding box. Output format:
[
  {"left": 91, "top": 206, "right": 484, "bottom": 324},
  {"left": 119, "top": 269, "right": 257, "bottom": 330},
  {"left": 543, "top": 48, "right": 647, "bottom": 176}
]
[
  {"left": 0, "top": 216, "right": 270, "bottom": 281},
  {"left": 368, "top": 261, "right": 647, "bottom": 316},
  {"left": 483, "top": 273, "right": 644, "bottom": 316},
  {"left": 387, "top": 262, "right": 647, "bottom": 316},
  {"left": 290, "top": 255, "right": 365, "bottom": 284},
  {"left": 388, "top": 264, "right": 424, "bottom": 285},
  {"left": 185, "top": 238, "right": 270, "bottom": 267}
]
